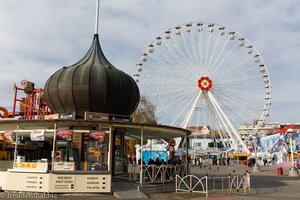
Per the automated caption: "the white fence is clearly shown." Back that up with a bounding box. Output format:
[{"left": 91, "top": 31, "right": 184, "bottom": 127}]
[
  {"left": 175, "top": 175, "right": 208, "bottom": 198},
  {"left": 175, "top": 172, "right": 251, "bottom": 197},
  {"left": 230, "top": 172, "right": 251, "bottom": 193},
  {"left": 128, "top": 164, "right": 187, "bottom": 184}
]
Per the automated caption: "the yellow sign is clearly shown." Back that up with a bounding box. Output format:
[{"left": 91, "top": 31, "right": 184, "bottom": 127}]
[{"left": 14, "top": 162, "right": 38, "bottom": 168}]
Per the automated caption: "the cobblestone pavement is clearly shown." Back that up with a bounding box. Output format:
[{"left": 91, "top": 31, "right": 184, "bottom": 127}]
[{"left": 1, "top": 164, "right": 299, "bottom": 200}]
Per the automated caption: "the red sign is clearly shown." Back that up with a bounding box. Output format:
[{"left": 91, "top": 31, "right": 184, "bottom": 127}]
[
  {"left": 89, "top": 131, "right": 105, "bottom": 141},
  {"left": 56, "top": 130, "right": 73, "bottom": 141}
]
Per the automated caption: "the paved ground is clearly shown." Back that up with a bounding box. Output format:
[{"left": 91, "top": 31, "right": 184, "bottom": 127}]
[{"left": 1, "top": 164, "right": 299, "bottom": 199}]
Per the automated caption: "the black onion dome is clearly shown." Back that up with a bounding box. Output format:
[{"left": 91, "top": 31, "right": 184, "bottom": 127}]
[{"left": 44, "top": 34, "right": 140, "bottom": 118}]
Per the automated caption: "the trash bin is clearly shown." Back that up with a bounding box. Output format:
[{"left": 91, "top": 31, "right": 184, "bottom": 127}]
[{"left": 277, "top": 167, "right": 283, "bottom": 175}]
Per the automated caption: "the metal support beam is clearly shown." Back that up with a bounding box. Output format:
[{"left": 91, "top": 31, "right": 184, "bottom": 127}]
[
  {"left": 108, "top": 124, "right": 113, "bottom": 172},
  {"left": 208, "top": 91, "right": 249, "bottom": 153},
  {"left": 51, "top": 123, "right": 57, "bottom": 170},
  {"left": 140, "top": 126, "right": 144, "bottom": 185}
]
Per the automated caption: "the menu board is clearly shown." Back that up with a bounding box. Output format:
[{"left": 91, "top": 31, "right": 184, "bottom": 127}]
[
  {"left": 53, "top": 175, "right": 75, "bottom": 191},
  {"left": 25, "top": 175, "right": 44, "bottom": 191}
]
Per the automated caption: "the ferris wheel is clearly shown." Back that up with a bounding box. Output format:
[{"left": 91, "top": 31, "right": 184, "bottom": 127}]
[{"left": 134, "top": 21, "right": 271, "bottom": 153}]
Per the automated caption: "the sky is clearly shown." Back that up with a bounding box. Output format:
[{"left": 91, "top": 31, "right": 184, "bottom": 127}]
[{"left": 0, "top": 0, "right": 299, "bottom": 123}]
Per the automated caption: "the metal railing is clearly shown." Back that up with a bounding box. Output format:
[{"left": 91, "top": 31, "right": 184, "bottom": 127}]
[
  {"left": 128, "top": 164, "right": 187, "bottom": 184},
  {"left": 230, "top": 172, "right": 251, "bottom": 193},
  {"left": 175, "top": 171, "right": 251, "bottom": 197},
  {"left": 175, "top": 175, "right": 208, "bottom": 198}
]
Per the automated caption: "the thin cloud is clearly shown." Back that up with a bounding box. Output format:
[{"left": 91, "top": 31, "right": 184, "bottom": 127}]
[{"left": 0, "top": 0, "right": 299, "bottom": 123}]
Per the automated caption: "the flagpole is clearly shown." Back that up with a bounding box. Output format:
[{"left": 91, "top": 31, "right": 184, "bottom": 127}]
[{"left": 95, "top": 0, "right": 100, "bottom": 34}]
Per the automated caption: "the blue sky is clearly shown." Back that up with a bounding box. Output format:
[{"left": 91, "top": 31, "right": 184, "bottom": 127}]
[{"left": 0, "top": 0, "right": 299, "bottom": 123}]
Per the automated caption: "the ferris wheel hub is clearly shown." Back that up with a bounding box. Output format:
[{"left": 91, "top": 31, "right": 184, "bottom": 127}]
[{"left": 198, "top": 77, "right": 212, "bottom": 91}]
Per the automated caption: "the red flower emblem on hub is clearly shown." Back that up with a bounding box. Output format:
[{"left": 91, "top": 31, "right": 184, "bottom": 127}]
[{"left": 198, "top": 77, "right": 212, "bottom": 91}]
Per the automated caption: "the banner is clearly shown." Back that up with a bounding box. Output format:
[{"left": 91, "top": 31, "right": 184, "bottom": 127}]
[
  {"left": 30, "top": 129, "right": 45, "bottom": 141},
  {"left": 56, "top": 130, "right": 73, "bottom": 141},
  {"left": 89, "top": 131, "right": 105, "bottom": 142},
  {"left": 3, "top": 131, "right": 13, "bottom": 141}
]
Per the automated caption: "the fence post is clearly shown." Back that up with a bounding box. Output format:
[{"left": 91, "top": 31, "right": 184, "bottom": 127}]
[{"left": 205, "top": 176, "right": 208, "bottom": 198}]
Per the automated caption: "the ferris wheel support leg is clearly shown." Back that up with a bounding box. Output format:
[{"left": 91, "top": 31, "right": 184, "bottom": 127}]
[
  {"left": 208, "top": 91, "right": 249, "bottom": 153},
  {"left": 181, "top": 90, "right": 202, "bottom": 129},
  {"left": 175, "top": 90, "right": 202, "bottom": 150},
  {"left": 206, "top": 93, "right": 239, "bottom": 151}
]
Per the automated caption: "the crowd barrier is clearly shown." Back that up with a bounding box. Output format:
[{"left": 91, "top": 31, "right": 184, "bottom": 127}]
[
  {"left": 175, "top": 171, "right": 251, "bottom": 197},
  {"left": 128, "top": 164, "right": 187, "bottom": 184}
]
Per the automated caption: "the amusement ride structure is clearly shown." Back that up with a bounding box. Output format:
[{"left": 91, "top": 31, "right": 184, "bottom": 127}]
[
  {"left": 0, "top": 80, "right": 50, "bottom": 119},
  {"left": 135, "top": 21, "right": 272, "bottom": 153}
]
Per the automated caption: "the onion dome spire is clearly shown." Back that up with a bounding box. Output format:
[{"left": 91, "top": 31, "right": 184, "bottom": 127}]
[{"left": 44, "top": 1, "right": 140, "bottom": 118}]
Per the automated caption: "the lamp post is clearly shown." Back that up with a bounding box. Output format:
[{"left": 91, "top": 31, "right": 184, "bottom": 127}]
[
  {"left": 252, "top": 135, "right": 261, "bottom": 172},
  {"left": 287, "top": 128, "right": 298, "bottom": 177}
]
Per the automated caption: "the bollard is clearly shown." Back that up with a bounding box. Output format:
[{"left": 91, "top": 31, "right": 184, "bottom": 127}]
[{"left": 277, "top": 167, "right": 283, "bottom": 176}]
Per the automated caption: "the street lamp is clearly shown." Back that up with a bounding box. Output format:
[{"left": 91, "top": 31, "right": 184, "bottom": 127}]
[
  {"left": 252, "top": 134, "right": 261, "bottom": 172},
  {"left": 287, "top": 128, "right": 298, "bottom": 177}
]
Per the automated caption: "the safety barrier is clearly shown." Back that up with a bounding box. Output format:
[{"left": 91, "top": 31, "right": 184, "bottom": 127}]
[
  {"left": 230, "top": 172, "right": 251, "bottom": 193},
  {"left": 175, "top": 171, "right": 250, "bottom": 197},
  {"left": 175, "top": 175, "right": 208, "bottom": 198},
  {"left": 128, "top": 164, "right": 187, "bottom": 184}
]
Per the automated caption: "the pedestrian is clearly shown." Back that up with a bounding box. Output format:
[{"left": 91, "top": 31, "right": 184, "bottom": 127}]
[
  {"left": 227, "top": 156, "right": 230, "bottom": 166},
  {"left": 199, "top": 156, "right": 203, "bottom": 168},
  {"left": 263, "top": 157, "right": 267, "bottom": 166}
]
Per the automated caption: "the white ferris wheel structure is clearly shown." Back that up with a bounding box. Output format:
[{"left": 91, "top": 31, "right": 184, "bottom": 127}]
[{"left": 134, "top": 21, "right": 272, "bottom": 153}]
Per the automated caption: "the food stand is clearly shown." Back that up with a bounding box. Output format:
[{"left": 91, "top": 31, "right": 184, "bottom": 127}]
[
  {"left": 0, "top": 120, "right": 112, "bottom": 193},
  {"left": 0, "top": 119, "right": 189, "bottom": 193}
]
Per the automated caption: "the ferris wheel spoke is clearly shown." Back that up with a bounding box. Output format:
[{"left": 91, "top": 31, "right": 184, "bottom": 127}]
[
  {"left": 169, "top": 36, "right": 195, "bottom": 68},
  {"left": 212, "top": 92, "right": 250, "bottom": 132},
  {"left": 161, "top": 43, "right": 193, "bottom": 74},
  {"left": 167, "top": 38, "right": 200, "bottom": 80},
  {"left": 189, "top": 30, "right": 202, "bottom": 76},
  {"left": 198, "top": 30, "right": 205, "bottom": 75},
  {"left": 212, "top": 87, "right": 263, "bottom": 110},
  {"left": 214, "top": 74, "right": 264, "bottom": 86},
  {"left": 209, "top": 41, "right": 239, "bottom": 78},
  {"left": 169, "top": 91, "right": 200, "bottom": 127},
  {"left": 181, "top": 33, "right": 198, "bottom": 68},
  {"left": 209, "top": 37, "right": 230, "bottom": 76},
  {"left": 212, "top": 90, "right": 262, "bottom": 123},
  {"left": 213, "top": 56, "right": 254, "bottom": 81},
  {"left": 204, "top": 32, "right": 213, "bottom": 75},
  {"left": 156, "top": 88, "right": 197, "bottom": 114},
  {"left": 207, "top": 34, "right": 222, "bottom": 74},
  {"left": 146, "top": 52, "right": 196, "bottom": 82}
]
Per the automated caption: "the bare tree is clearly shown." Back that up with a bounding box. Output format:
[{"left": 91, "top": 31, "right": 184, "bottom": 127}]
[{"left": 131, "top": 96, "right": 157, "bottom": 124}]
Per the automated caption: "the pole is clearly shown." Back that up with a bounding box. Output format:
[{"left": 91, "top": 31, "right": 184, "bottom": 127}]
[
  {"left": 12, "top": 85, "right": 18, "bottom": 117},
  {"left": 253, "top": 137, "right": 260, "bottom": 172},
  {"left": 108, "top": 124, "right": 113, "bottom": 172},
  {"left": 288, "top": 136, "right": 298, "bottom": 176},
  {"left": 51, "top": 123, "right": 57, "bottom": 170},
  {"left": 290, "top": 137, "right": 294, "bottom": 168},
  {"left": 140, "top": 127, "right": 144, "bottom": 184},
  {"left": 95, "top": 0, "right": 100, "bottom": 34},
  {"left": 13, "top": 124, "right": 19, "bottom": 163}
]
